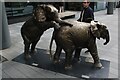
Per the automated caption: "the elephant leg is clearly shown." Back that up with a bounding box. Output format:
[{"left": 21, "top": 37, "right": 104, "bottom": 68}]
[
  {"left": 53, "top": 46, "right": 62, "bottom": 64},
  {"left": 73, "top": 48, "right": 82, "bottom": 62},
  {"left": 30, "top": 41, "right": 38, "bottom": 54},
  {"left": 24, "top": 42, "right": 31, "bottom": 60},
  {"left": 64, "top": 48, "right": 74, "bottom": 70},
  {"left": 88, "top": 44, "right": 102, "bottom": 68}
]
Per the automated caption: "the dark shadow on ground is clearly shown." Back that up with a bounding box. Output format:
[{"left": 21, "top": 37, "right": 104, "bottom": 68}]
[{"left": 12, "top": 48, "right": 110, "bottom": 79}]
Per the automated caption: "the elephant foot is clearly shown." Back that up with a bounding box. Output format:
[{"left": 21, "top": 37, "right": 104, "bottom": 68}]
[
  {"left": 65, "top": 65, "right": 72, "bottom": 70},
  {"left": 53, "top": 56, "right": 60, "bottom": 64},
  {"left": 30, "top": 49, "right": 37, "bottom": 54},
  {"left": 73, "top": 58, "right": 81, "bottom": 63},
  {"left": 24, "top": 54, "right": 31, "bottom": 60},
  {"left": 94, "top": 62, "right": 103, "bottom": 69},
  {"left": 53, "top": 59, "right": 61, "bottom": 64}
]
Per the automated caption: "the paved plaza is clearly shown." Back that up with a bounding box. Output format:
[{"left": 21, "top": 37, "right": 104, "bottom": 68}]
[{"left": 1, "top": 8, "right": 119, "bottom": 79}]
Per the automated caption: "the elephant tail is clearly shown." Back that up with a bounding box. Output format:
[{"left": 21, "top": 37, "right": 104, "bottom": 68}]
[{"left": 49, "top": 31, "right": 55, "bottom": 60}]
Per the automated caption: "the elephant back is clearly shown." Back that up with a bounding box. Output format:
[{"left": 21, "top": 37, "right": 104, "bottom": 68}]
[
  {"left": 65, "top": 20, "right": 91, "bottom": 33},
  {"left": 73, "top": 21, "right": 90, "bottom": 39},
  {"left": 64, "top": 20, "right": 90, "bottom": 29},
  {"left": 57, "top": 20, "right": 92, "bottom": 46},
  {"left": 60, "top": 20, "right": 91, "bottom": 35}
]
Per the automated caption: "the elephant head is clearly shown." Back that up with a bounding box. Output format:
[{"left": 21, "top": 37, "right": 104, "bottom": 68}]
[
  {"left": 90, "top": 21, "right": 110, "bottom": 45},
  {"left": 33, "top": 4, "right": 73, "bottom": 27},
  {"left": 33, "top": 5, "right": 46, "bottom": 22},
  {"left": 33, "top": 4, "right": 60, "bottom": 22}
]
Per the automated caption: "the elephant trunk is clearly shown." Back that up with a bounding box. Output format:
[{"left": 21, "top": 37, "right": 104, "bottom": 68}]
[{"left": 104, "top": 30, "right": 110, "bottom": 45}]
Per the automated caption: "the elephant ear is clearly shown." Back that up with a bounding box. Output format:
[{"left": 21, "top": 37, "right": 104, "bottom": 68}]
[
  {"left": 44, "top": 5, "right": 59, "bottom": 21},
  {"left": 90, "top": 21, "right": 100, "bottom": 39}
]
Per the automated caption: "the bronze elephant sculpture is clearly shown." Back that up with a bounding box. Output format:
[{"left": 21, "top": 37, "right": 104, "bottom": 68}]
[
  {"left": 50, "top": 20, "right": 110, "bottom": 69},
  {"left": 21, "top": 4, "right": 72, "bottom": 60}
]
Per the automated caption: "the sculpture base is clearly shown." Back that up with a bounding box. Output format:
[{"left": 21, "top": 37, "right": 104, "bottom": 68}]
[{"left": 12, "top": 48, "right": 110, "bottom": 78}]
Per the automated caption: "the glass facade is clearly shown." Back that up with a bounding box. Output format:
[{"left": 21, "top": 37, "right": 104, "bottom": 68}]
[
  {"left": 65, "top": 2, "right": 106, "bottom": 12},
  {"left": 5, "top": 2, "right": 108, "bottom": 18},
  {"left": 5, "top": 2, "right": 33, "bottom": 17}
]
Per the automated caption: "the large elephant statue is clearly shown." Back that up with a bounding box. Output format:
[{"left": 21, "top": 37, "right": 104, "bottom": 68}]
[
  {"left": 50, "top": 20, "right": 110, "bottom": 69},
  {"left": 21, "top": 4, "right": 72, "bottom": 60}
]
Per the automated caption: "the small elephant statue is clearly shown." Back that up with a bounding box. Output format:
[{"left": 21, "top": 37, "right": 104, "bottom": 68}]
[
  {"left": 21, "top": 4, "right": 72, "bottom": 60},
  {"left": 50, "top": 20, "right": 110, "bottom": 70}
]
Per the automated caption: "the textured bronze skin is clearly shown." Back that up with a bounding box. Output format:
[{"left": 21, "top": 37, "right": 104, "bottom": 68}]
[
  {"left": 21, "top": 5, "right": 72, "bottom": 60},
  {"left": 50, "top": 20, "right": 110, "bottom": 69}
]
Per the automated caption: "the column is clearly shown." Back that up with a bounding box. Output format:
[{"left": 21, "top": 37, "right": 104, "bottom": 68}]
[
  {"left": 0, "top": 2, "right": 11, "bottom": 50},
  {"left": 107, "top": 2, "right": 114, "bottom": 14}
]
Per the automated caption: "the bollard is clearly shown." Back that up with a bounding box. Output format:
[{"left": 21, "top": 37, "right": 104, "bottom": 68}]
[
  {"left": 107, "top": 2, "right": 114, "bottom": 14},
  {"left": 0, "top": 2, "right": 2, "bottom": 50},
  {"left": 0, "top": 2, "right": 11, "bottom": 50}
]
